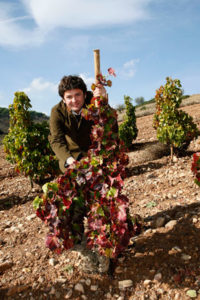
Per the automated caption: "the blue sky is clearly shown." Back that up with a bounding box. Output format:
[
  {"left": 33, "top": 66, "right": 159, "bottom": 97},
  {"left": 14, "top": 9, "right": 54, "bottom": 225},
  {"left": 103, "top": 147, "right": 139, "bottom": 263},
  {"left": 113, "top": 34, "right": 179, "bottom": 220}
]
[{"left": 0, "top": 0, "right": 200, "bottom": 115}]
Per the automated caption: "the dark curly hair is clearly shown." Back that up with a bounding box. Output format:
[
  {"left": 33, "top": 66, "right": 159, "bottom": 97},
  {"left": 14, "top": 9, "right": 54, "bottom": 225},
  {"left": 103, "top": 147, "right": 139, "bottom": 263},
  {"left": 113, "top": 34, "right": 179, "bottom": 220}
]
[{"left": 58, "top": 75, "right": 87, "bottom": 98}]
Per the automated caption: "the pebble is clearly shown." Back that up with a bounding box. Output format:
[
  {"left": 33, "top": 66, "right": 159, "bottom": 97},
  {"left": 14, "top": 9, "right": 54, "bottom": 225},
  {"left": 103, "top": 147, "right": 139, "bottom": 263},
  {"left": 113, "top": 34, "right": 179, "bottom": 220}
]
[
  {"left": 32, "top": 282, "right": 38, "bottom": 289},
  {"left": 155, "top": 216, "right": 165, "bottom": 228},
  {"left": 6, "top": 226, "right": 19, "bottom": 233},
  {"left": 157, "top": 288, "right": 164, "bottom": 294},
  {"left": 144, "top": 229, "right": 152, "bottom": 235},
  {"left": 64, "top": 289, "right": 73, "bottom": 299},
  {"left": 134, "top": 252, "right": 143, "bottom": 257},
  {"left": 74, "top": 283, "right": 84, "bottom": 293},
  {"left": 5, "top": 221, "right": 12, "bottom": 227},
  {"left": 181, "top": 254, "right": 191, "bottom": 261},
  {"left": 193, "top": 218, "right": 198, "bottom": 224},
  {"left": 154, "top": 273, "right": 162, "bottom": 281},
  {"left": 143, "top": 279, "right": 151, "bottom": 286},
  {"left": 26, "top": 214, "right": 36, "bottom": 221},
  {"left": 105, "top": 292, "right": 112, "bottom": 298},
  {"left": 49, "top": 258, "right": 57, "bottom": 266},
  {"left": 38, "top": 276, "right": 44, "bottom": 283},
  {"left": 56, "top": 277, "right": 67, "bottom": 283},
  {"left": 165, "top": 220, "right": 177, "bottom": 229},
  {"left": 118, "top": 280, "right": 133, "bottom": 289},
  {"left": 85, "top": 279, "right": 91, "bottom": 286},
  {"left": 115, "top": 266, "right": 123, "bottom": 274},
  {"left": 173, "top": 246, "right": 182, "bottom": 252},
  {"left": 90, "top": 285, "right": 98, "bottom": 291},
  {"left": 50, "top": 287, "right": 56, "bottom": 294},
  {"left": 174, "top": 293, "right": 181, "bottom": 300},
  {"left": 186, "top": 289, "right": 197, "bottom": 298}
]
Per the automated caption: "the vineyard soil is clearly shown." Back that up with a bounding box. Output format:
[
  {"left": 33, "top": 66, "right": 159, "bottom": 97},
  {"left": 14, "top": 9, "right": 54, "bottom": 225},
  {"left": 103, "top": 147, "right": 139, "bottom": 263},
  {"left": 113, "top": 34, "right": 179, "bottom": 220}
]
[{"left": 1, "top": 103, "right": 200, "bottom": 299}]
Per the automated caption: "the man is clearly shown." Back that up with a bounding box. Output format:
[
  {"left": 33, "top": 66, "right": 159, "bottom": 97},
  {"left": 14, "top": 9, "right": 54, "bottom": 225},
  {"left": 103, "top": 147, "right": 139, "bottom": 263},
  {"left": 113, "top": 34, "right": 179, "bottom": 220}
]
[
  {"left": 49, "top": 75, "right": 110, "bottom": 273},
  {"left": 49, "top": 75, "right": 107, "bottom": 173}
]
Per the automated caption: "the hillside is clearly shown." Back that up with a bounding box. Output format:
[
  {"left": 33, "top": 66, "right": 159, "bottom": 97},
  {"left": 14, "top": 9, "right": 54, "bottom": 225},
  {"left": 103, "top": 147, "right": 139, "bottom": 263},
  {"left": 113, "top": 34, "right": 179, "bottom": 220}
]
[
  {"left": 1, "top": 94, "right": 200, "bottom": 136},
  {"left": 118, "top": 94, "right": 200, "bottom": 122},
  {"left": 0, "top": 107, "right": 49, "bottom": 135},
  {"left": 1, "top": 102, "right": 200, "bottom": 299}
]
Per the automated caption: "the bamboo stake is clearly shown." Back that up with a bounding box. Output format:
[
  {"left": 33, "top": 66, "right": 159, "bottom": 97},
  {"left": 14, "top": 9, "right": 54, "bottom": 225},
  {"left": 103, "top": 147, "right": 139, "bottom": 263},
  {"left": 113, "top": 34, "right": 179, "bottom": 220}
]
[{"left": 93, "top": 49, "right": 100, "bottom": 84}]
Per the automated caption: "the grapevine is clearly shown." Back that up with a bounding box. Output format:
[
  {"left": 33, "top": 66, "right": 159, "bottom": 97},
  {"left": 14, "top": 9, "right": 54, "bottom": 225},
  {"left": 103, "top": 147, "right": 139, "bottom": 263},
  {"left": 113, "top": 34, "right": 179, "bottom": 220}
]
[
  {"left": 3, "top": 92, "right": 59, "bottom": 188},
  {"left": 153, "top": 77, "right": 199, "bottom": 159},
  {"left": 34, "top": 70, "right": 141, "bottom": 258},
  {"left": 119, "top": 95, "right": 138, "bottom": 149}
]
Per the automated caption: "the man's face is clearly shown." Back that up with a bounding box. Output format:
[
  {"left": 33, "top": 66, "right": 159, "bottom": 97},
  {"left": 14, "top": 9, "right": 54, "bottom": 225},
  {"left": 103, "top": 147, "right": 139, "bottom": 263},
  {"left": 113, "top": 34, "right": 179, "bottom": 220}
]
[{"left": 63, "top": 89, "right": 85, "bottom": 113}]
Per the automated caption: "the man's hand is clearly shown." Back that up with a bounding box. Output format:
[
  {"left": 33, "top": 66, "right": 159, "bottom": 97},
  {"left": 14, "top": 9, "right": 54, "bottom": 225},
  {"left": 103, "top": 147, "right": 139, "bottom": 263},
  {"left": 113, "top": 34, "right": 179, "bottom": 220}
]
[
  {"left": 64, "top": 156, "right": 76, "bottom": 168},
  {"left": 67, "top": 157, "right": 76, "bottom": 165},
  {"left": 93, "top": 83, "right": 107, "bottom": 98}
]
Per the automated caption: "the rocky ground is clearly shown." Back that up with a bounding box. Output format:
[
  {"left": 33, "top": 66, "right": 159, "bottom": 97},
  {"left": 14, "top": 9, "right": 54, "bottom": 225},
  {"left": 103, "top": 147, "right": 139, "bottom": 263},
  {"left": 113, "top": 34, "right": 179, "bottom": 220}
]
[{"left": 1, "top": 103, "right": 200, "bottom": 299}]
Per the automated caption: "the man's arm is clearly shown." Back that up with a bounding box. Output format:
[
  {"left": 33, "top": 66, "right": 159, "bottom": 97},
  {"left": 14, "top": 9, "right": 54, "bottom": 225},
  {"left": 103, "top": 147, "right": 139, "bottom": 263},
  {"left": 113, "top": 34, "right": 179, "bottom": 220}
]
[{"left": 49, "top": 107, "right": 72, "bottom": 163}]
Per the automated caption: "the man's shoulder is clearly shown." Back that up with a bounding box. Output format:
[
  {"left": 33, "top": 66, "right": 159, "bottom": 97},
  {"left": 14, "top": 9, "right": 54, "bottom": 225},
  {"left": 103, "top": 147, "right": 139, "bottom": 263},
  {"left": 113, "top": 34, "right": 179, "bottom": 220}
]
[
  {"left": 51, "top": 100, "right": 64, "bottom": 112},
  {"left": 51, "top": 100, "right": 68, "bottom": 117}
]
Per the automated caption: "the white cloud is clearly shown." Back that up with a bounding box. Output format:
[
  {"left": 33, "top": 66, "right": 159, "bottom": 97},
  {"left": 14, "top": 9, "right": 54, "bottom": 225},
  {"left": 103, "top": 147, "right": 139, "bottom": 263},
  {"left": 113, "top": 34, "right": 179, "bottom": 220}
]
[
  {"left": 23, "top": 78, "right": 57, "bottom": 94},
  {"left": 119, "top": 59, "right": 140, "bottom": 78},
  {"left": 0, "top": 2, "right": 45, "bottom": 47},
  {"left": 79, "top": 73, "right": 94, "bottom": 89},
  {"left": 0, "top": 16, "right": 31, "bottom": 25},
  {"left": 21, "top": 75, "right": 95, "bottom": 114},
  {"left": 0, "top": 23, "right": 45, "bottom": 48},
  {"left": 21, "top": 78, "right": 58, "bottom": 115},
  {"left": 0, "top": 0, "right": 152, "bottom": 48},
  {"left": 22, "top": 0, "right": 151, "bottom": 29}
]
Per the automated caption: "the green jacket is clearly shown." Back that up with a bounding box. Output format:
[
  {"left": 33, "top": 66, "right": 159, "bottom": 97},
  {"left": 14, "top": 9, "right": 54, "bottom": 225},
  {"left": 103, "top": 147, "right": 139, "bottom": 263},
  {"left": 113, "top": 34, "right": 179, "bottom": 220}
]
[{"left": 49, "top": 99, "right": 93, "bottom": 173}]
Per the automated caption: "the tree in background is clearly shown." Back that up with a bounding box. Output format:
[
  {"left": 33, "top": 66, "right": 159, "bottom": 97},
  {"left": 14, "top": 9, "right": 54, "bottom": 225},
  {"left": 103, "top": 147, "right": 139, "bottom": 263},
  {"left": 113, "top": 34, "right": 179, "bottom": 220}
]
[
  {"left": 3, "top": 92, "right": 59, "bottom": 188},
  {"left": 153, "top": 77, "right": 199, "bottom": 160},
  {"left": 116, "top": 104, "right": 125, "bottom": 113},
  {"left": 135, "top": 96, "right": 145, "bottom": 106},
  {"left": 119, "top": 95, "right": 138, "bottom": 149}
]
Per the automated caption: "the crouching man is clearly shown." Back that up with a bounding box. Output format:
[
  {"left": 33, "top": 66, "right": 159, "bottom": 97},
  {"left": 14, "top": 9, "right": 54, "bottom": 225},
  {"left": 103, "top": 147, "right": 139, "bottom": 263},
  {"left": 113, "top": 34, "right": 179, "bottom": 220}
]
[{"left": 48, "top": 75, "right": 110, "bottom": 273}]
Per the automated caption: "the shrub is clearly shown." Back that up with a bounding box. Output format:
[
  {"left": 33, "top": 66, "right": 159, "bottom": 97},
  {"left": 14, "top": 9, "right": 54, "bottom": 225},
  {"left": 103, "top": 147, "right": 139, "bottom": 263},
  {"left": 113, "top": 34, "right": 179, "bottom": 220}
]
[
  {"left": 135, "top": 96, "right": 145, "bottom": 106},
  {"left": 3, "top": 92, "right": 59, "bottom": 187},
  {"left": 33, "top": 72, "right": 141, "bottom": 258},
  {"left": 153, "top": 77, "right": 199, "bottom": 159},
  {"left": 119, "top": 95, "right": 138, "bottom": 149}
]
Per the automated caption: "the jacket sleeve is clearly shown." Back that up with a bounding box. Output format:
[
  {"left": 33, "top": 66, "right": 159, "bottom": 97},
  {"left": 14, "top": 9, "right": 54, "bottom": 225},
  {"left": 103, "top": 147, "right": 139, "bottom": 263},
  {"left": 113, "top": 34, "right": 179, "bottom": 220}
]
[{"left": 48, "top": 106, "right": 72, "bottom": 163}]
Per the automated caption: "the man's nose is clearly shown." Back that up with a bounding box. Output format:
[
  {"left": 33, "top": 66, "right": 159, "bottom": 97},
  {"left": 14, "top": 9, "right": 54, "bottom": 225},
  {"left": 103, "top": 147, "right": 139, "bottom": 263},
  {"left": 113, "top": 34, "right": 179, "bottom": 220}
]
[{"left": 72, "top": 96, "right": 78, "bottom": 102}]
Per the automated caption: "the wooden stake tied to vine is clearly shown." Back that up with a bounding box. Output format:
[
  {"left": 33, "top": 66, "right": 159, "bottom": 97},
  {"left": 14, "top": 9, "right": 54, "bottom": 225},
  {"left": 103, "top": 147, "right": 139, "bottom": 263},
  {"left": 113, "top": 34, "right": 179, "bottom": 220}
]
[{"left": 93, "top": 49, "right": 101, "bottom": 83}]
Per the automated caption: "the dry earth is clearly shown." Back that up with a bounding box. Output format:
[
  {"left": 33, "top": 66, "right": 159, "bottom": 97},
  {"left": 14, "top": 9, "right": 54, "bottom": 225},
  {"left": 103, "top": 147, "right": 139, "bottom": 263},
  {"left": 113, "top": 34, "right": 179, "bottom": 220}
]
[{"left": 1, "top": 103, "right": 200, "bottom": 299}]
